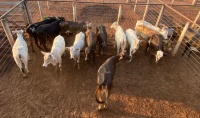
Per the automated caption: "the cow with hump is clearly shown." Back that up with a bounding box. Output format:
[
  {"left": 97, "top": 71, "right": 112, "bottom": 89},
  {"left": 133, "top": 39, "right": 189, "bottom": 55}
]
[
  {"left": 110, "top": 21, "right": 127, "bottom": 54},
  {"left": 85, "top": 23, "right": 96, "bottom": 65},
  {"left": 95, "top": 51, "right": 128, "bottom": 111},
  {"left": 125, "top": 29, "right": 142, "bottom": 62},
  {"left": 59, "top": 21, "right": 88, "bottom": 35},
  {"left": 66, "top": 32, "right": 85, "bottom": 69},
  {"left": 41, "top": 35, "right": 65, "bottom": 73},
  {"left": 25, "top": 16, "right": 57, "bottom": 52},
  {"left": 12, "top": 29, "right": 29, "bottom": 78},
  {"left": 96, "top": 24, "right": 108, "bottom": 55},
  {"left": 145, "top": 34, "right": 164, "bottom": 63},
  {"left": 36, "top": 17, "right": 65, "bottom": 51}
]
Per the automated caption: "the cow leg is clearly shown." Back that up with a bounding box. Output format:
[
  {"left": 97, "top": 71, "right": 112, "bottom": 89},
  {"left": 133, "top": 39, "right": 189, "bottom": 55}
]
[
  {"left": 182, "top": 43, "right": 190, "bottom": 57},
  {"left": 24, "top": 61, "right": 30, "bottom": 74},
  {"left": 34, "top": 35, "right": 42, "bottom": 49},
  {"left": 145, "top": 43, "right": 149, "bottom": 53},
  {"left": 30, "top": 39, "right": 35, "bottom": 52},
  {"left": 98, "top": 46, "right": 101, "bottom": 55},
  {"left": 128, "top": 48, "right": 133, "bottom": 62},
  {"left": 59, "top": 60, "right": 62, "bottom": 73},
  {"left": 117, "top": 43, "right": 120, "bottom": 54},
  {"left": 93, "top": 53, "right": 96, "bottom": 65},
  {"left": 18, "top": 62, "right": 27, "bottom": 78},
  {"left": 149, "top": 54, "right": 154, "bottom": 63},
  {"left": 77, "top": 56, "right": 80, "bottom": 69},
  {"left": 42, "top": 42, "right": 48, "bottom": 52},
  {"left": 97, "top": 87, "right": 103, "bottom": 110},
  {"left": 188, "top": 50, "right": 192, "bottom": 58}
]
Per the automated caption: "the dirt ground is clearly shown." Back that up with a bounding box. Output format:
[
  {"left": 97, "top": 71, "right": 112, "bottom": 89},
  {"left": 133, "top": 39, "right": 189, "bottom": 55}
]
[{"left": 0, "top": 1, "right": 200, "bottom": 118}]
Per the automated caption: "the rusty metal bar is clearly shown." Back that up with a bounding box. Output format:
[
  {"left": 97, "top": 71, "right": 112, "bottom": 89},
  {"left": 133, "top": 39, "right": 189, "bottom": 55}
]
[
  {"left": 191, "top": 11, "right": 200, "bottom": 28},
  {"left": 1, "top": 18, "right": 15, "bottom": 47},
  {"left": 143, "top": 0, "right": 150, "bottom": 21},
  {"left": 37, "top": 1, "right": 44, "bottom": 20},
  {"left": 0, "top": 0, "right": 24, "bottom": 19},
  {"left": 117, "top": 4, "right": 122, "bottom": 24},
  {"left": 155, "top": 5, "right": 165, "bottom": 27},
  {"left": 72, "top": 2, "right": 77, "bottom": 22}
]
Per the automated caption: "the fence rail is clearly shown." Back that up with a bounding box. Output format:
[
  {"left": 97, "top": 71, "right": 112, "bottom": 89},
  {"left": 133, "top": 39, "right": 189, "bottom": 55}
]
[{"left": 0, "top": 0, "right": 200, "bottom": 77}]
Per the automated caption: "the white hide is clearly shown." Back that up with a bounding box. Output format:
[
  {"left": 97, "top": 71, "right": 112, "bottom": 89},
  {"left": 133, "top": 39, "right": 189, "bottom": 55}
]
[
  {"left": 41, "top": 35, "right": 65, "bottom": 70},
  {"left": 12, "top": 29, "right": 29, "bottom": 77},
  {"left": 155, "top": 50, "right": 164, "bottom": 63},
  {"left": 125, "top": 29, "right": 141, "bottom": 61},
  {"left": 67, "top": 32, "right": 85, "bottom": 59},
  {"left": 135, "top": 20, "right": 168, "bottom": 39},
  {"left": 110, "top": 21, "right": 127, "bottom": 54}
]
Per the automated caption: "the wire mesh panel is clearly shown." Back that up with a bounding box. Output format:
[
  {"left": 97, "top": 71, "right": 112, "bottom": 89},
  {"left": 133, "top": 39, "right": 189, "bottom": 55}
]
[
  {"left": 0, "top": 2, "right": 27, "bottom": 78},
  {"left": 27, "top": 1, "right": 73, "bottom": 23},
  {"left": 172, "top": 5, "right": 200, "bottom": 24}
]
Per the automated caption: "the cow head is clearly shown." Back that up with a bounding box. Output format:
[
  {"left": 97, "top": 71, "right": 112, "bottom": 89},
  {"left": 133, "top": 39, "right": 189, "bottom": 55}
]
[
  {"left": 41, "top": 51, "right": 57, "bottom": 67},
  {"left": 110, "top": 21, "right": 118, "bottom": 30},
  {"left": 12, "top": 29, "right": 24, "bottom": 37},
  {"left": 155, "top": 50, "right": 163, "bottom": 63},
  {"left": 119, "top": 50, "right": 129, "bottom": 60},
  {"left": 86, "top": 23, "right": 92, "bottom": 29},
  {"left": 66, "top": 46, "right": 80, "bottom": 60}
]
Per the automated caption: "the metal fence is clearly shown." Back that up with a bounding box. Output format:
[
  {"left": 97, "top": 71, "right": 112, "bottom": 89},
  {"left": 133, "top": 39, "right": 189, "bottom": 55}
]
[{"left": 0, "top": 0, "right": 200, "bottom": 78}]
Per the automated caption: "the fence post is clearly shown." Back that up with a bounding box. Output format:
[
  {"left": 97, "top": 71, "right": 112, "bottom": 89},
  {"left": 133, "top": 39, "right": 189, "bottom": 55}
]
[
  {"left": 117, "top": 5, "right": 122, "bottom": 24},
  {"left": 191, "top": 11, "right": 200, "bottom": 28},
  {"left": 22, "top": 1, "right": 32, "bottom": 24},
  {"left": 47, "top": 2, "right": 50, "bottom": 9},
  {"left": 192, "top": 0, "right": 197, "bottom": 5},
  {"left": 134, "top": 0, "right": 137, "bottom": 12},
  {"left": 72, "top": 2, "right": 77, "bottom": 22},
  {"left": 171, "top": 0, "right": 175, "bottom": 5},
  {"left": 172, "top": 22, "right": 190, "bottom": 56},
  {"left": 143, "top": 0, "right": 150, "bottom": 21},
  {"left": 37, "top": 1, "right": 43, "bottom": 20},
  {"left": 1, "top": 18, "right": 15, "bottom": 47},
  {"left": 155, "top": 5, "right": 165, "bottom": 27}
]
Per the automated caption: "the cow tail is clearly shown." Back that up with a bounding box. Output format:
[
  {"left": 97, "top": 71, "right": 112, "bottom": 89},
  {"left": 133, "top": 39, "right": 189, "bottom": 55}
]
[{"left": 95, "top": 83, "right": 106, "bottom": 104}]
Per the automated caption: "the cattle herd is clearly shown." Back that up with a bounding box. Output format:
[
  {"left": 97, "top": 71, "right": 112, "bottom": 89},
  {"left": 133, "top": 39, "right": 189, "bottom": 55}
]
[{"left": 11, "top": 16, "right": 200, "bottom": 111}]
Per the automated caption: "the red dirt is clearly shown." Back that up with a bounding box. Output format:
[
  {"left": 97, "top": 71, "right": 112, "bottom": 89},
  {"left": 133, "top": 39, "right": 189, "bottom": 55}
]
[{"left": 0, "top": 1, "right": 200, "bottom": 117}]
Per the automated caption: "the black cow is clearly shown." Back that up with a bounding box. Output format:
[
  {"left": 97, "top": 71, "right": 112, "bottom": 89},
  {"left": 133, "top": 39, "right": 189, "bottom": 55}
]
[
  {"left": 95, "top": 51, "right": 128, "bottom": 110},
  {"left": 96, "top": 24, "right": 108, "bottom": 55},
  {"left": 59, "top": 21, "right": 87, "bottom": 35},
  {"left": 85, "top": 24, "right": 96, "bottom": 65},
  {"left": 36, "top": 17, "right": 65, "bottom": 51},
  {"left": 145, "top": 34, "right": 164, "bottom": 63},
  {"left": 182, "top": 28, "right": 200, "bottom": 57},
  {"left": 25, "top": 16, "right": 57, "bottom": 52}
]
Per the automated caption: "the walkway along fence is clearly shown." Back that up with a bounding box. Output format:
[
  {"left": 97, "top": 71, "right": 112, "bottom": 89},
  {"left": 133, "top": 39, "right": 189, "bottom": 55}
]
[{"left": 0, "top": 0, "right": 200, "bottom": 77}]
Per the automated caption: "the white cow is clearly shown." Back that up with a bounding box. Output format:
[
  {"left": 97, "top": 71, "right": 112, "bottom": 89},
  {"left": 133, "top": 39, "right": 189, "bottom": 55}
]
[
  {"left": 12, "top": 29, "right": 29, "bottom": 78},
  {"left": 41, "top": 35, "right": 65, "bottom": 72},
  {"left": 110, "top": 21, "right": 127, "bottom": 54},
  {"left": 66, "top": 32, "right": 85, "bottom": 69},
  {"left": 125, "top": 29, "right": 142, "bottom": 62}
]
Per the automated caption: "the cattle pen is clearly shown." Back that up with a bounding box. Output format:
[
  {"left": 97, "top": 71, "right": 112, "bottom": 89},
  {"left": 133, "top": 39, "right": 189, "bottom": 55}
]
[{"left": 0, "top": 0, "right": 200, "bottom": 117}]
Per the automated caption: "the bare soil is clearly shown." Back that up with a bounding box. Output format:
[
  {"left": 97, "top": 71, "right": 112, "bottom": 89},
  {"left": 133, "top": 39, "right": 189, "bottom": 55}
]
[{"left": 0, "top": 1, "right": 200, "bottom": 118}]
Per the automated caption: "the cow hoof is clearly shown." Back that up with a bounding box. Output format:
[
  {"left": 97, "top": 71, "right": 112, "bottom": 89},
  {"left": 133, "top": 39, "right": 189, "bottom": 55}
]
[
  {"left": 103, "top": 104, "right": 107, "bottom": 109},
  {"left": 23, "top": 74, "right": 28, "bottom": 78},
  {"left": 97, "top": 106, "right": 102, "bottom": 111}
]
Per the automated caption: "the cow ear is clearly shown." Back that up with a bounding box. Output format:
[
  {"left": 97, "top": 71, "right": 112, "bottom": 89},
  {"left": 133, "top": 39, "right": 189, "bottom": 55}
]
[
  {"left": 12, "top": 31, "right": 16, "bottom": 34},
  {"left": 41, "top": 51, "right": 46, "bottom": 55},
  {"left": 65, "top": 47, "right": 70, "bottom": 50}
]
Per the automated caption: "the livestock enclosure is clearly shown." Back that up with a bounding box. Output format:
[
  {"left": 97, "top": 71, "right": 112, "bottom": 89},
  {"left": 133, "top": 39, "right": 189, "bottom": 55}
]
[{"left": 0, "top": 0, "right": 200, "bottom": 117}]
